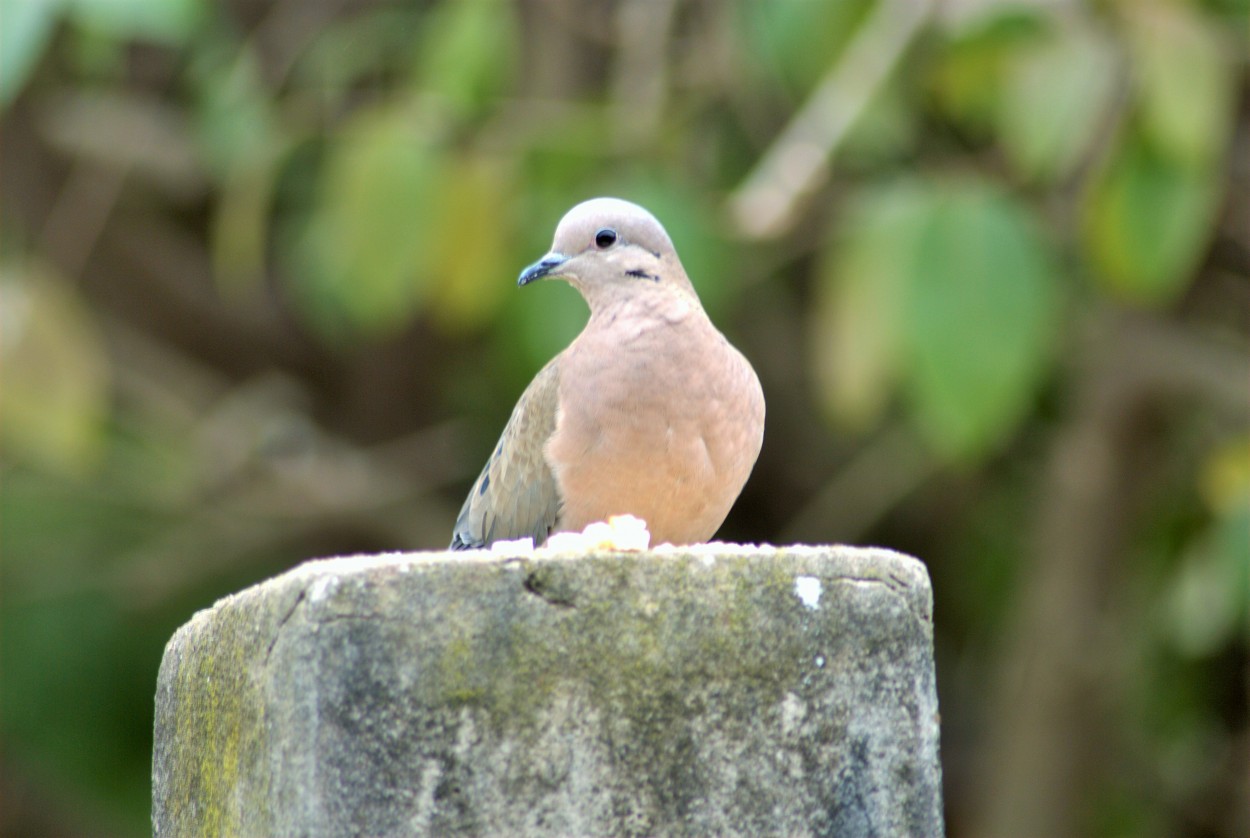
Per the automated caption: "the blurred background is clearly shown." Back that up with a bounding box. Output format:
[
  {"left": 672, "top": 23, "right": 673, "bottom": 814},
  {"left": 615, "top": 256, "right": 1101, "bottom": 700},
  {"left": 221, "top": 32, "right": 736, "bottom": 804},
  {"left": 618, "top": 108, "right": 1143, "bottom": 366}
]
[{"left": 1, "top": 0, "right": 1246, "bottom": 834}]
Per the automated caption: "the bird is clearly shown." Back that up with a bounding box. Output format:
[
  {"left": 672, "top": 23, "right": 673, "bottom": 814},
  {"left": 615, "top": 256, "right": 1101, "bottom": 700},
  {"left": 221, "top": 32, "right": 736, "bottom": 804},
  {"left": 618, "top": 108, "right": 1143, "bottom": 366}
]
[{"left": 450, "top": 197, "right": 764, "bottom": 549}]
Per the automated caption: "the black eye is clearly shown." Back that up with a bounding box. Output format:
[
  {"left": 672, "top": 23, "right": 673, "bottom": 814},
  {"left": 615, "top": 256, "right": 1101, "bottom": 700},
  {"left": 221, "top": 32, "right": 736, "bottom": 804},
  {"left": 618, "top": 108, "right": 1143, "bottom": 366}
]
[{"left": 594, "top": 228, "right": 618, "bottom": 249}]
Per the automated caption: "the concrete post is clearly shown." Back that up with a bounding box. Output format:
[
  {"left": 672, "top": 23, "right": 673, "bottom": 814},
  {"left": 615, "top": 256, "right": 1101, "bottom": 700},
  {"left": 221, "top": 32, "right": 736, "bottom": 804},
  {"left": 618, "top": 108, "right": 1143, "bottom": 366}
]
[{"left": 153, "top": 545, "right": 943, "bottom": 836}]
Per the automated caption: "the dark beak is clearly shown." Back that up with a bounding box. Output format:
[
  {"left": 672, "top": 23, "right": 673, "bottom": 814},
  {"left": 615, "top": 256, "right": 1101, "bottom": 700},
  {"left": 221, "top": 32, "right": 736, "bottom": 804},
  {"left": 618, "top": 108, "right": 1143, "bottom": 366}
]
[{"left": 517, "top": 253, "right": 568, "bottom": 287}]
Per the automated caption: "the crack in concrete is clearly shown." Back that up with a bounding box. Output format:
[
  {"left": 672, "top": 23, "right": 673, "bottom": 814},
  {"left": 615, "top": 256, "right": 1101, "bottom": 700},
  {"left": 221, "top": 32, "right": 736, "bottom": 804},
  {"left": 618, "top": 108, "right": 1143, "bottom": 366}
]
[
  {"left": 265, "top": 589, "right": 306, "bottom": 662},
  {"left": 831, "top": 574, "right": 932, "bottom": 626},
  {"left": 522, "top": 571, "right": 577, "bottom": 609}
]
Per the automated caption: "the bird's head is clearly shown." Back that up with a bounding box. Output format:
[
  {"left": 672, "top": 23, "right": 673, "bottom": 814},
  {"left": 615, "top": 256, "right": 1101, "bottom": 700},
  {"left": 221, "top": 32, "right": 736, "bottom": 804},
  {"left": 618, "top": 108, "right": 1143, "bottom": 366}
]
[{"left": 517, "top": 198, "right": 696, "bottom": 307}]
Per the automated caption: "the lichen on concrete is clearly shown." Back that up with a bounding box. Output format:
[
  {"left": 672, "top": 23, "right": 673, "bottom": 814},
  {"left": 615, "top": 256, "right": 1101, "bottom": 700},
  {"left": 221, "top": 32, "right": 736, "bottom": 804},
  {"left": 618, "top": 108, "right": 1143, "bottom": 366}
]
[
  {"left": 153, "top": 544, "right": 943, "bottom": 837},
  {"left": 153, "top": 581, "right": 306, "bottom": 836}
]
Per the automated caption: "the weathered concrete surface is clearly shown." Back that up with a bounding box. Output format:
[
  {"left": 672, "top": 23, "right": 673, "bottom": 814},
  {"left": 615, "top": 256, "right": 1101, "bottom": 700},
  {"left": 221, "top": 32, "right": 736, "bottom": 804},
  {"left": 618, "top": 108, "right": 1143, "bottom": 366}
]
[{"left": 153, "top": 545, "right": 943, "bottom": 837}]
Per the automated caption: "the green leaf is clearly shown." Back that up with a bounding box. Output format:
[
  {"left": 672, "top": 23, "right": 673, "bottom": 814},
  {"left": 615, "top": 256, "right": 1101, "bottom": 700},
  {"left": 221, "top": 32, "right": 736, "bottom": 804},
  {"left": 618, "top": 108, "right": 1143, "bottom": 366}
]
[
  {"left": 411, "top": 0, "right": 517, "bottom": 118},
  {"left": 66, "top": 0, "right": 203, "bottom": 42},
  {"left": 198, "top": 47, "right": 286, "bottom": 296},
  {"left": 1125, "top": 1, "right": 1236, "bottom": 166},
  {"left": 0, "top": 261, "right": 111, "bottom": 476},
  {"left": 997, "top": 24, "right": 1117, "bottom": 181},
  {"left": 1166, "top": 503, "right": 1250, "bottom": 656},
  {"left": 1083, "top": 132, "right": 1221, "bottom": 304},
  {"left": 426, "top": 155, "right": 517, "bottom": 333},
  {"left": 930, "top": 7, "right": 1048, "bottom": 132},
  {"left": 287, "top": 106, "right": 441, "bottom": 340},
  {"left": 1200, "top": 434, "right": 1250, "bottom": 514},
  {"left": 211, "top": 159, "right": 280, "bottom": 298},
  {"left": 192, "top": 44, "right": 277, "bottom": 178},
  {"left": 815, "top": 179, "right": 1061, "bottom": 458},
  {"left": 901, "top": 181, "right": 1060, "bottom": 460},
  {"left": 811, "top": 182, "right": 925, "bottom": 428},
  {"left": 295, "top": 7, "right": 423, "bottom": 95},
  {"left": 0, "top": 0, "right": 62, "bottom": 108},
  {"left": 739, "top": 0, "right": 872, "bottom": 94},
  {"left": 841, "top": 76, "right": 919, "bottom": 169}
]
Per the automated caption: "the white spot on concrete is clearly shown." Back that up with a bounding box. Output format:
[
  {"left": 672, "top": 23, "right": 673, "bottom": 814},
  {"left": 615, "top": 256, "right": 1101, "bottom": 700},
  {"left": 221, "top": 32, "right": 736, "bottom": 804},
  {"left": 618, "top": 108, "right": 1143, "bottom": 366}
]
[
  {"left": 794, "top": 575, "right": 822, "bottom": 610},
  {"left": 780, "top": 691, "right": 807, "bottom": 735},
  {"left": 309, "top": 574, "right": 339, "bottom": 603}
]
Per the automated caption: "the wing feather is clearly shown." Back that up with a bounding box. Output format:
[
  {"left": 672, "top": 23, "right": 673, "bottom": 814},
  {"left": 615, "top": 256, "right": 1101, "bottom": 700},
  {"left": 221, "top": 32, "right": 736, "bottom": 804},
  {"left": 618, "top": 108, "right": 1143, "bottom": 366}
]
[{"left": 450, "top": 360, "right": 562, "bottom": 549}]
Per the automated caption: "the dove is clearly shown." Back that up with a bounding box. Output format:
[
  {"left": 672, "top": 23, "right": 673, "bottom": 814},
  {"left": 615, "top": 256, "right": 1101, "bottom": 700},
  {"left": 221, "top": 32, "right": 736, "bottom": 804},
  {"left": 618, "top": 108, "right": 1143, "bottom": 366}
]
[{"left": 451, "top": 198, "right": 764, "bottom": 549}]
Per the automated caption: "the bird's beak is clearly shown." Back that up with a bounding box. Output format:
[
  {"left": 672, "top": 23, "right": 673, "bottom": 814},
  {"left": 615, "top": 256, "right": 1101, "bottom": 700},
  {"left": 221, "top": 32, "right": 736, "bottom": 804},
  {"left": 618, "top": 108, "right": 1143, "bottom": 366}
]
[{"left": 517, "top": 252, "right": 568, "bottom": 287}]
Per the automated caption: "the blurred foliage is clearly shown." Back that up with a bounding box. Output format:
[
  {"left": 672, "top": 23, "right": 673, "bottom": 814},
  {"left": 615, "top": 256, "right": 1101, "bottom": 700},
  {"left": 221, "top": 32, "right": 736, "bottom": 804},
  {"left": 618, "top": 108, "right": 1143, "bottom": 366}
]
[
  {"left": 1, "top": 0, "right": 1247, "bottom": 835},
  {"left": 816, "top": 177, "right": 1061, "bottom": 459}
]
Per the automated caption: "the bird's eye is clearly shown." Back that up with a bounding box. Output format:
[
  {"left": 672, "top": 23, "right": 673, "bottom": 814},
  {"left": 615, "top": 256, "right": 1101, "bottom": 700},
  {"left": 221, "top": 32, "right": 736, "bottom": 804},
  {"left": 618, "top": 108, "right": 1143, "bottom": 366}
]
[{"left": 594, "top": 228, "right": 618, "bottom": 249}]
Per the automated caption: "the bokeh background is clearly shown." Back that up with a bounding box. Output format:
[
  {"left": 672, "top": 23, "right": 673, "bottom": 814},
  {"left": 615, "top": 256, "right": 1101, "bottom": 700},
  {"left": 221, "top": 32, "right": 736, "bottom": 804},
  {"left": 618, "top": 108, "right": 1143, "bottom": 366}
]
[{"left": 1, "top": 0, "right": 1247, "bottom": 834}]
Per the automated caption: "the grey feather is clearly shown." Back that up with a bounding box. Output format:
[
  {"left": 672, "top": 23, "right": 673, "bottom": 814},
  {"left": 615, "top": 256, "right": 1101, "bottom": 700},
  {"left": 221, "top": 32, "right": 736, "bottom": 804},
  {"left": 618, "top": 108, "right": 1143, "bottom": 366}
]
[{"left": 450, "top": 360, "right": 562, "bottom": 549}]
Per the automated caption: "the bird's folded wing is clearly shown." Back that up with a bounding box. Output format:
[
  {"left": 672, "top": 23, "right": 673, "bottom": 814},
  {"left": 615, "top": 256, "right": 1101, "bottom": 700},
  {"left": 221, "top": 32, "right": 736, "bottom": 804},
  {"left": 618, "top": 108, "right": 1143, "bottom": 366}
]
[{"left": 450, "top": 359, "right": 562, "bottom": 549}]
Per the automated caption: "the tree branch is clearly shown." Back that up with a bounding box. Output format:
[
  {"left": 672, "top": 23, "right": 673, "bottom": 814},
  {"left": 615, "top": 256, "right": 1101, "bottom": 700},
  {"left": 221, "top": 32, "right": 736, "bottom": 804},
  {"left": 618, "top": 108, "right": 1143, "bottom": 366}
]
[{"left": 726, "top": 0, "right": 932, "bottom": 241}]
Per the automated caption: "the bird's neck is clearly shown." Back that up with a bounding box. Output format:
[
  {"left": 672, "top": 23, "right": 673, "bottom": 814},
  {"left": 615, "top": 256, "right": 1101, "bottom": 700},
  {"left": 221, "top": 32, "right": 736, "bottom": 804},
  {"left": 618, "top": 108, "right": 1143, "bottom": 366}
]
[{"left": 585, "top": 282, "right": 703, "bottom": 327}]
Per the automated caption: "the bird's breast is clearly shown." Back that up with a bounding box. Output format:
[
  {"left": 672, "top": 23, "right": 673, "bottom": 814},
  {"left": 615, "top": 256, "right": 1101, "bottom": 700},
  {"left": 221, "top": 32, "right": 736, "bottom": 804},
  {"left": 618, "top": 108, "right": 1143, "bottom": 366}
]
[{"left": 546, "top": 313, "right": 764, "bottom": 544}]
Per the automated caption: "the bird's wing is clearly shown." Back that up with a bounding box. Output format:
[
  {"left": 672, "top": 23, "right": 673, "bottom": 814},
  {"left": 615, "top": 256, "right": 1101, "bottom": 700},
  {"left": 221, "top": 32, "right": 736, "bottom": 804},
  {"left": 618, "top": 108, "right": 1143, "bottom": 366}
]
[{"left": 450, "top": 359, "right": 562, "bottom": 549}]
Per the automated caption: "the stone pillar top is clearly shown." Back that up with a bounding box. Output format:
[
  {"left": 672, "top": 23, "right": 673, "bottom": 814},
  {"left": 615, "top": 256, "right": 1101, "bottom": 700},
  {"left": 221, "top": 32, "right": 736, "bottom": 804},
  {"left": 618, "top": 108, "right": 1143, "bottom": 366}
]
[{"left": 154, "top": 545, "right": 943, "bottom": 837}]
